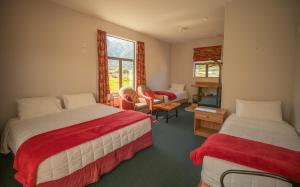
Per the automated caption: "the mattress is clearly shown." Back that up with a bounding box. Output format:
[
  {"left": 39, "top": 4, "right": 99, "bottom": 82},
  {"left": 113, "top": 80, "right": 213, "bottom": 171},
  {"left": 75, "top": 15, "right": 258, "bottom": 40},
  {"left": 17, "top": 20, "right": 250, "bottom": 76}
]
[
  {"left": 201, "top": 114, "right": 300, "bottom": 187},
  {"left": 165, "top": 90, "right": 188, "bottom": 102},
  {"left": 0, "top": 104, "right": 151, "bottom": 185}
]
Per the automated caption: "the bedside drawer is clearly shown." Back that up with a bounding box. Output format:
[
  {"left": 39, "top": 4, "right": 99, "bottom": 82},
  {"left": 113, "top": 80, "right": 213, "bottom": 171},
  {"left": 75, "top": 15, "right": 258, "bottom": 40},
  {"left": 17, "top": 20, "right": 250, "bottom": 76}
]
[{"left": 195, "top": 112, "right": 224, "bottom": 123}]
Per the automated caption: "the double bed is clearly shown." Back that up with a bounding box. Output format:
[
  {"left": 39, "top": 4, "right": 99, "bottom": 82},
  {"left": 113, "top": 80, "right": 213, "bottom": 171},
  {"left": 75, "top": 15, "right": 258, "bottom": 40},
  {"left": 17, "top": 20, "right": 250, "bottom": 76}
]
[{"left": 1, "top": 103, "right": 152, "bottom": 187}]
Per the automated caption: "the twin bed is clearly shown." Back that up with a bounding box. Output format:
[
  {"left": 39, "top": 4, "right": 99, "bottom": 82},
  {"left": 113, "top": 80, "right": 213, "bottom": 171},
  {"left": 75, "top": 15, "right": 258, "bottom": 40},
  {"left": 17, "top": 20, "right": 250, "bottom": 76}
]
[
  {"left": 201, "top": 114, "right": 300, "bottom": 187},
  {"left": 194, "top": 100, "right": 300, "bottom": 187},
  {"left": 0, "top": 95, "right": 153, "bottom": 187},
  {"left": 161, "top": 83, "right": 188, "bottom": 103}
]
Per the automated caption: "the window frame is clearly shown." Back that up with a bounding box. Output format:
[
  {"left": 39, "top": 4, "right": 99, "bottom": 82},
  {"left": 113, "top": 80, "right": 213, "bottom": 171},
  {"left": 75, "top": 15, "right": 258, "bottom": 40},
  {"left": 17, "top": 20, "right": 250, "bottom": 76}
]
[
  {"left": 193, "top": 61, "right": 220, "bottom": 78},
  {"left": 107, "top": 34, "right": 136, "bottom": 93}
]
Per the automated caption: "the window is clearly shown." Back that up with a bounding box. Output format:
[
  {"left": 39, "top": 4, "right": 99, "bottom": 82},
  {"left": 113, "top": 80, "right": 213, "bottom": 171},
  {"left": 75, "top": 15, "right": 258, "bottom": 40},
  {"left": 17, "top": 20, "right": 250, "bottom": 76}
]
[
  {"left": 194, "top": 62, "right": 220, "bottom": 78},
  {"left": 107, "top": 35, "right": 135, "bottom": 93}
]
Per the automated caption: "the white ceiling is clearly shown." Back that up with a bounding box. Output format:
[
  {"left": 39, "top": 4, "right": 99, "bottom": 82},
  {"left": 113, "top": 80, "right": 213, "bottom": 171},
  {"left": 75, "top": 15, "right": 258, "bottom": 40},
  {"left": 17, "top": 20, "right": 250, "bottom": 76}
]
[{"left": 50, "top": 0, "right": 230, "bottom": 43}]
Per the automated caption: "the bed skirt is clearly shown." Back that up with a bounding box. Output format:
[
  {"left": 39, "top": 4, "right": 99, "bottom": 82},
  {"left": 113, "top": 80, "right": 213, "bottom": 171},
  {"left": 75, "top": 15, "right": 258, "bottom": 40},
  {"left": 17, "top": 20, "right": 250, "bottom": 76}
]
[{"left": 37, "top": 131, "right": 153, "bottom": 187}]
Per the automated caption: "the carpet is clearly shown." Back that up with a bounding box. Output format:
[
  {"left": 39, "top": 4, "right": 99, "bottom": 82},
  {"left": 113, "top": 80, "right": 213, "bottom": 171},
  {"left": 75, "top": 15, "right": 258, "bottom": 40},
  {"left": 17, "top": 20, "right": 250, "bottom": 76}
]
[{"left": 0, "top": 107, "right": 205, "bottom": 187}]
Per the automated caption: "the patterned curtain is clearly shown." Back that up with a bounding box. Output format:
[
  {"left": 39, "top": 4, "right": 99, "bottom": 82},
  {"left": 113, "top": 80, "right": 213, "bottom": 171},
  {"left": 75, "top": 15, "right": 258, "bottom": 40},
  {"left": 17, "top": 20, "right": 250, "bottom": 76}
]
[
  {"left": 136, "top": 41, "right": 146, "bottom": 89},
  {"left": 97, "top": 30, "right": 110, "bottom": 103}
]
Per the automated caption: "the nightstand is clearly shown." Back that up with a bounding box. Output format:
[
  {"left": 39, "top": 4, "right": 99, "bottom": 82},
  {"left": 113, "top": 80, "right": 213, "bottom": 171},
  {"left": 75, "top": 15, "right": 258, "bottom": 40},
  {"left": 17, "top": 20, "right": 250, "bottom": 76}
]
[{"left": 194, "top": 106, "right": 227, "bottom": 137}]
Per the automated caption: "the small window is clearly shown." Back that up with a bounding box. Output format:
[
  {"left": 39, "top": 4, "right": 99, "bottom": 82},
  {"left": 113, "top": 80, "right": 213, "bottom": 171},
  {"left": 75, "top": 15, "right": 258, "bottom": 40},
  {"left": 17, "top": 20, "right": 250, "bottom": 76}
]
[
  {"left": 194, "top": 62, "right": 220, "bottom": 78},
  {"left": 207, "top": 64, "right": 220, "bottom": 78},
  {"left": 194, "top": 64, "right": 206, "bottom": 77}
]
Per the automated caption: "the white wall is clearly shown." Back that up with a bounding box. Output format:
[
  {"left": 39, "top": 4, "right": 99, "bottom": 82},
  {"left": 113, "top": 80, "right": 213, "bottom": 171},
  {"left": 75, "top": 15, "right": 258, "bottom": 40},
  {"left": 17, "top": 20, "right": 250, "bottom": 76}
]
[
  {"left": 170, "top": 37, "right": 223, "bottom": 99},
  {"left": 0, "top": 0, "right": 171, "bottom": 129},
  {"left": 291, "top": 20, "right": 300, "bottom": 132},
  {"left": 222, "top": 0, "right": 299, "bottom": 121}
]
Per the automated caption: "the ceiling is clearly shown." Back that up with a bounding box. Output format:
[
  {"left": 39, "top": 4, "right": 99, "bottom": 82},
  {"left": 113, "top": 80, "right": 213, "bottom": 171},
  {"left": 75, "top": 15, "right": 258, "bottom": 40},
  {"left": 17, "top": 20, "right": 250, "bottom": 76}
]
[{"left": 50, "top": 0, "right": 230, "bottom": 43}]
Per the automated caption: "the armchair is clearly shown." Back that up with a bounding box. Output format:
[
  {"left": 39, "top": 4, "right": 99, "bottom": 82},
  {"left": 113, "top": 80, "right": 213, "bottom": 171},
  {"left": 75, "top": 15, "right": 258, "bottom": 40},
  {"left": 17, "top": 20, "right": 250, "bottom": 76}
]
[
  {"left": 119, "top": 87, "right": 150, "bottom": 113},
  {"left": 137, "top": 85, "right": 165, "bottom": 112}
]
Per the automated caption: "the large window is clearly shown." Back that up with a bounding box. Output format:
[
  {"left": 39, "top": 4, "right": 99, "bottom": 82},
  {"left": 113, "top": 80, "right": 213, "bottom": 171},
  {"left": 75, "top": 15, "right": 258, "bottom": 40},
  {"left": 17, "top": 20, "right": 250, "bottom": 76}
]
[
  {"left": 194, "top": 62, "right": 220, "bottom": 78},
  {"left": 107, "top": 35, "right": 135, "bottom": 93}
]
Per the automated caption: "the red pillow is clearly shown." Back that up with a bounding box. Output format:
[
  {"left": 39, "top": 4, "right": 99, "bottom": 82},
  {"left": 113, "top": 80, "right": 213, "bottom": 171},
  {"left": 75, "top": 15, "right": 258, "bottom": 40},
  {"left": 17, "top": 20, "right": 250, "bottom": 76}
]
[
  {"left": 145, "top": 91, "right": 155, "bottom": 99},
  {"left": 124, "top": 94, "right": 133, "bottom": 102}
]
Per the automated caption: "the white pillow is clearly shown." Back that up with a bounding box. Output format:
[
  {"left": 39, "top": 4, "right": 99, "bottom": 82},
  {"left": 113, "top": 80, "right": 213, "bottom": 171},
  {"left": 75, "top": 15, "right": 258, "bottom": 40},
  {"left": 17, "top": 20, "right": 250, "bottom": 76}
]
[
  {"left": 170, "top": 83, "right": 185, "bottom": 92},
  {"left": 236, "top": 99, "right": 283, "bottom": 122},
  {"left": 17, "top": 97, "right": 62, "bottom": 119},
  {"left": 63, "top": 93, "right": 96, "bottom": 109}
]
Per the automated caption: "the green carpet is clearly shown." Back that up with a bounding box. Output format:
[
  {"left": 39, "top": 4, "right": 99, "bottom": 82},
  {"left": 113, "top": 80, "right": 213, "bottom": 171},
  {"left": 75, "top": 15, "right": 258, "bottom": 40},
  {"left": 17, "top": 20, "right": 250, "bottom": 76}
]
[{"left": 0, "top": 108, "right": 205, "bottom": 187}]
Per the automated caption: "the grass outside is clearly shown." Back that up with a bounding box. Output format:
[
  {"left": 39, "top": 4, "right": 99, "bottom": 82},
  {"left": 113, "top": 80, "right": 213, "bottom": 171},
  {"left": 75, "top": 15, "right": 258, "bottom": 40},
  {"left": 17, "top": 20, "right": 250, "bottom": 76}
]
[{"left": 109, "top": 77, "right": 133, "bottom": 93}]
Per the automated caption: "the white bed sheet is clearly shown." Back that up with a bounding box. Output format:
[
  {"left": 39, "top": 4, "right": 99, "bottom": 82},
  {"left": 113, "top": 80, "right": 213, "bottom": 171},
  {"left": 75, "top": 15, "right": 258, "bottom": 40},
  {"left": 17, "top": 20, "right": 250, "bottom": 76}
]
[
  {"left": 0, "top": 104, "right": 151, "bottom": 185},
  {"left": 165, "top": 90, "right": 188, "bottom": 102},
  {"left": 201, "top": 114, "right": 300, "bottom": 187}
]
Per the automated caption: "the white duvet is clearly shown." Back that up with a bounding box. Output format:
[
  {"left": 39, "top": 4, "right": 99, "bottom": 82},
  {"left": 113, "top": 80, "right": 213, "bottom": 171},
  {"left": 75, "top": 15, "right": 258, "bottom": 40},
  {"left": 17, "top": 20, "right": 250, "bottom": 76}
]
[
  {"left": 201, "top": 114, "right": 300, "bottom": 187},
  {"left": 0, "top": 104, "right": 151, "bottom": 185},
  {"left": 165, "top": 90, "right": 188, "bottom": 102}
]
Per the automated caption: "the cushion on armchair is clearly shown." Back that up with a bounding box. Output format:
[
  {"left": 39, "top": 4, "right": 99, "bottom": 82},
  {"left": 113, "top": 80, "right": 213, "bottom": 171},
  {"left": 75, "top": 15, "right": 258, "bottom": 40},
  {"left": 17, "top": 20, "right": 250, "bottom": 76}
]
[
  {"left": 135, "top": 102, "right": 148, "bottom": 110},
  {"left": 124, "top": 94, "right": 133, "bottom": 102},
  {"left": 145, "top": 91, "right": 155, "bottom": 99}
]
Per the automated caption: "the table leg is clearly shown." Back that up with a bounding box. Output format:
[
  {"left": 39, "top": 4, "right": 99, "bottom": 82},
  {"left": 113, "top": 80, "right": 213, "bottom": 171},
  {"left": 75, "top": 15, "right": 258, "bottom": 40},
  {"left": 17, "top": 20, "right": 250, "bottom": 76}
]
[
  {"left": 176, "top": 109, "right": 178, "bottom": 118},
  {"left": 166, "top": 111, "right": 169, "bottom": 123},
  {"left": 156, "top": 110, "right": 159, "bottom": 120}
]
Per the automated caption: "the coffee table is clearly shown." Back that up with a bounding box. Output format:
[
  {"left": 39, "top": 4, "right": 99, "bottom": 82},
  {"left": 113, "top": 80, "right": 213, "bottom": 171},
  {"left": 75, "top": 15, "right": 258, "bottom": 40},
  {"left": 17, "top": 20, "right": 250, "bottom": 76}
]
[{"left": 153, "top": 102, "right": 181, "bottom": 123}]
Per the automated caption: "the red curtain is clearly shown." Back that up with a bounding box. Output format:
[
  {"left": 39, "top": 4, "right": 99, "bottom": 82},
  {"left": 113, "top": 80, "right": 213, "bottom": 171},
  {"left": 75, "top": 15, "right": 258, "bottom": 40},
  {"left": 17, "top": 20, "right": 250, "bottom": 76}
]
[
  {"left": 136, "top": 41, "right": 146, "bottom": 88},
  {"left": 193, "top": 45, "right": 222, "bottom": 61},
  {"left": 97, "top": 30, "right": 110, "bottom": 103}
]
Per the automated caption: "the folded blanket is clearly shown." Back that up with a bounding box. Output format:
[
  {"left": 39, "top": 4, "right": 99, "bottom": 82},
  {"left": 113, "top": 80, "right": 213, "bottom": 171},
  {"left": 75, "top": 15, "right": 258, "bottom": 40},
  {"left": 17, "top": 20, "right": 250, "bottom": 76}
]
[
  {"left": 14, "top": 110, "right": 153, "bottom": 187},
  {"left": 190, "top": 133, "right": 300, "bottom": 182},
  {"left": 154, "top": 91, "right": 177, "bottom": 100}
]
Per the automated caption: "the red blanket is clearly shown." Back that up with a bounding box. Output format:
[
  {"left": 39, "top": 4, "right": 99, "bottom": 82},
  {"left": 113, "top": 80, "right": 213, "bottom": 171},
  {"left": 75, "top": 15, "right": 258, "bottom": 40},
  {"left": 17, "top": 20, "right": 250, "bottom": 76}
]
[
  {"left": 14, "top": 110, "right": 153, "bottom": 187},
  {"left": 154, "top": 91, "right": 177, "bottom": 100},
  {"left": 190, "top": 134, "right": 300, "bottom": 182}
]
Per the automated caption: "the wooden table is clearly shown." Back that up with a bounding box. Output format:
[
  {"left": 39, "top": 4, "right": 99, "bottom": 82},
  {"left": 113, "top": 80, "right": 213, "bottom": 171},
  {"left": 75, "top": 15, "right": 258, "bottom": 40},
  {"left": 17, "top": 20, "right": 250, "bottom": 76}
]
[
  {"left": 194, "top": 106, "right": 227, "bottom": 137},
  {"left": 154, "top": 102, "right": 181, "bottom": 123}
]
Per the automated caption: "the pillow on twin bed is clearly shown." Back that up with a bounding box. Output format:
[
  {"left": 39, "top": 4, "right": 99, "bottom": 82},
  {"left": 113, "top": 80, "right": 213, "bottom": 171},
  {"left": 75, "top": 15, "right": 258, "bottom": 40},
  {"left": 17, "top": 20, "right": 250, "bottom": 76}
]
[
  {"left": 170, "top": 83, "right": 185, "bottom": 92},
  {"left": 17, "top": 97, "right": 62, "bottom": 119},
  {"left": 236, "top": 99, "right": 283, "bottom": 122},
  {"left": 63, "top": 93, "right": 96, "bottom": 109}
]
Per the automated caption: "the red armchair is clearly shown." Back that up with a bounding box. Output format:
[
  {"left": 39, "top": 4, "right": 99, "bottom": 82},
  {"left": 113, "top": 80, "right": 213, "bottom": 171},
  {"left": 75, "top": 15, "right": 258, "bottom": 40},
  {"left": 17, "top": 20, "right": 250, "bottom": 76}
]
[
  {"left": 137, "top": 85, "right": 165, "bottom": 112},
  {"left": 119, "top": 87, "right": 150, "bottom": 113}
]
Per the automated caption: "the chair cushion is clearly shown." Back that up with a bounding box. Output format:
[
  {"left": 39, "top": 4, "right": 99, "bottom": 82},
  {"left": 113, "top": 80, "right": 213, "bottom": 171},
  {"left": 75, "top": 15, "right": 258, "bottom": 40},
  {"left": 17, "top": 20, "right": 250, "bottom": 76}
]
[
  {"left": 145, "top": 90, "right": 155, "bottom": 99},
  {"left": 135, "top": 102, "right": 148, "bottom": 110},
  {"left": 124, "top": 94, "right": 133, "bottom": 102}
]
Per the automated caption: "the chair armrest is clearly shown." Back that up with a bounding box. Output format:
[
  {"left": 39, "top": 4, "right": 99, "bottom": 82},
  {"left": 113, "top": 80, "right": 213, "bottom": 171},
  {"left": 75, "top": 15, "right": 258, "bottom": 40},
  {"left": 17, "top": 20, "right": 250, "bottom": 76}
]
[
  {"left": 139, "top": 92, "right": 154, "bottom": 102},
  {"left": 138, "top": 97, "right": 150, "bottom": 105},
  {"left": 120, "top": 99, "right": 134, "bottom": 110},
  {"left": 139, "top": 97, "right": 157, "bottom": 111}
]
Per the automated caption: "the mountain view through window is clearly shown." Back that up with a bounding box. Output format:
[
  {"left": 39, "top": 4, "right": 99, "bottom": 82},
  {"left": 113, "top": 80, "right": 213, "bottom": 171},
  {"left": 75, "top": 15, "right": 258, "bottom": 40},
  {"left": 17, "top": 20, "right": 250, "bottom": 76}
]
[{"left": 107, "top": 36, "right": 135, "bottom": 93}]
